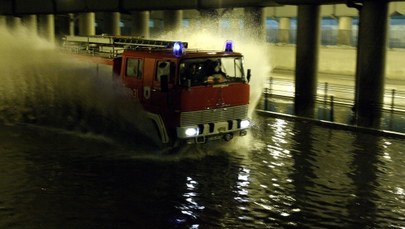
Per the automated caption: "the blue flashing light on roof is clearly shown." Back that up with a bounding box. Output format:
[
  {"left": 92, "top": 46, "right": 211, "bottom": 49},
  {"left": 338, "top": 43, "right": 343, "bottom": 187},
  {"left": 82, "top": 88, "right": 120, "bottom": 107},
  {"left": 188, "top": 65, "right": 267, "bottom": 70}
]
[
  {"left": 173, "top": 41, "right": 184, "bottom": 57},
  {"left": 224, "top": 40, "right": 233, "bottom": 52}
]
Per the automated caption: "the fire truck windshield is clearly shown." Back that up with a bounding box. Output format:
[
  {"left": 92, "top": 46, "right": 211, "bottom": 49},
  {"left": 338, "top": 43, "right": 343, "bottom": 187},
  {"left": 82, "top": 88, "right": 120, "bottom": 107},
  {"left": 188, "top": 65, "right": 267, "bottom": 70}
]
[{"left": 179, "top": 57, "right": 244, "bottom": 86}]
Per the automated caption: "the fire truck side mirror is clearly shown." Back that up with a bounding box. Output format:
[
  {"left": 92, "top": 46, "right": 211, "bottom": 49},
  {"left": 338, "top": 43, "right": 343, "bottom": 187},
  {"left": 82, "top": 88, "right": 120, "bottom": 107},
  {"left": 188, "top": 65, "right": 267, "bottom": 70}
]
[
  {"left": 161, "top": 75, "right": 169, "bottom": 92},
  {"left": 247, "top": 69, "right": 251, "bottom": 83}
]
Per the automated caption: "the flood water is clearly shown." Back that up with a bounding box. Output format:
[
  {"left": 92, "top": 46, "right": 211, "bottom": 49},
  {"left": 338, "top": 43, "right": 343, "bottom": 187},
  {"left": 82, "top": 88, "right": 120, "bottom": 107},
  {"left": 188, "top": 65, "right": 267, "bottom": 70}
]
[
  {"left": 1, "top": 115, "right": 405, "bottom": 228},
  {"left": 1, "top": 26, "right": 405, "bottom": 228}
]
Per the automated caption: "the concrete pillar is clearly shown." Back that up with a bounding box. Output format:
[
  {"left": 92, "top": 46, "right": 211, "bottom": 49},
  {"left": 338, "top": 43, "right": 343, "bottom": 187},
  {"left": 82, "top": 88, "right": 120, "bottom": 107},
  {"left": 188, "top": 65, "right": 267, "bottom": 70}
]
[
  {"left": 68, "top": 13, "right": 75, "bottom": 35},
  {"left": 131, "top": 11, "right": 150, "bottom": 38},
  {"left": 199, "top": 9, "right": 219, "bottom": 31},
  {"left": 79, "top": 12, "right": 95, "bottom": 36},
  {"left": 39, "top": 14, "right": 55, "bottom": 43},
  {"left": 103, "top": 12, "right": 121, "bottom": 35},
  {"left": 278, "top": 17, "right": 291, "bottom": 43},
  {"left": 294, "top": 5, "right": 321, "bottom": 118},
  {"left": 354, "top": 0, "right": 388, "bottom": 128},
  {"left": 22, "top": 15, "right": 37, "bottom": 34},
  {"left": 7, "top": 16, "right": 22, "bottom": 29},
  {"left": 163, "top": 10, "right": 183, "bottom": 32},
  {"left": 244, "top": 7, "right": 266, "bottom": 41},
  {"left": 337, "top": 16, "right": 352, "bottom": 45}
]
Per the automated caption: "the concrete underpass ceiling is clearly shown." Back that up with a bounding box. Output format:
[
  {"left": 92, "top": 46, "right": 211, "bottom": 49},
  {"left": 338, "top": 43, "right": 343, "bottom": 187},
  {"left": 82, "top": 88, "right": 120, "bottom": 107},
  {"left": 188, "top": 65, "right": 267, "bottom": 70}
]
[{"left": 0, "top": 0, "right": 363, "bottom": 15}]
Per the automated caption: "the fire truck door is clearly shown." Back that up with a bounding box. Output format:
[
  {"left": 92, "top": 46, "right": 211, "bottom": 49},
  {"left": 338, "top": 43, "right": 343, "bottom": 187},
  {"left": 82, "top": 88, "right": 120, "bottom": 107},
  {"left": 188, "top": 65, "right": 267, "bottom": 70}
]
[{"left": 151, "top": 60, "right": 174, "bottom": 111}]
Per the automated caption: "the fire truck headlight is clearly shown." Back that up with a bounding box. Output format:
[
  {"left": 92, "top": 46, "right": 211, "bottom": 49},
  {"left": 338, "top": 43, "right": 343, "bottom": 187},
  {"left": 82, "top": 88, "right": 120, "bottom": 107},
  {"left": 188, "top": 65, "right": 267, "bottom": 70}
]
[
  {"left": 185, "top": 127, "right": 199, "bottom": 137},
  {"left": 240, "top": 119, "right": 250, "bottom": 129}
]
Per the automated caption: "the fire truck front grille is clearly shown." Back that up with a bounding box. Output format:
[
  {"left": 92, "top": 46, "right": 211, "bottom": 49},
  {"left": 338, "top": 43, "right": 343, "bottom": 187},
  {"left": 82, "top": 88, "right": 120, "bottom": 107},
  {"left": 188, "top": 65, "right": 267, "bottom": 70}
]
[{"left": 180, "top": 105, "right": 249, "bottom": 127}]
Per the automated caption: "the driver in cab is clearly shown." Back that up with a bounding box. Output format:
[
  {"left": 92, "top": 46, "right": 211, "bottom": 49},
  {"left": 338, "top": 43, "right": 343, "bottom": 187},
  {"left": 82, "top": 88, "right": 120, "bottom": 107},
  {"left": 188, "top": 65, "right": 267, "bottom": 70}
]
[{"left": 206, "top": 60, "right": 226, "bottom": 84}]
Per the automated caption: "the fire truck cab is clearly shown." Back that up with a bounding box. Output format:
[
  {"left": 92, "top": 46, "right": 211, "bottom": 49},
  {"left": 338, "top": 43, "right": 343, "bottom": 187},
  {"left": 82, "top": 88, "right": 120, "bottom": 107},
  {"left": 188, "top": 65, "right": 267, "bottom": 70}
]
[{"left": 63, "top": 36, "right": 251, "bottom": 145}]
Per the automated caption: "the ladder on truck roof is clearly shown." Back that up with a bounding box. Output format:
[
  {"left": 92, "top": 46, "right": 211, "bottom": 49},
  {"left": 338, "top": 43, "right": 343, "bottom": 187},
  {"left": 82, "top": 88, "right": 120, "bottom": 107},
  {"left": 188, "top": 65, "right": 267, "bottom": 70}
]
[{"left": 62, "top": 35, "right": 188, "bottom": 58}]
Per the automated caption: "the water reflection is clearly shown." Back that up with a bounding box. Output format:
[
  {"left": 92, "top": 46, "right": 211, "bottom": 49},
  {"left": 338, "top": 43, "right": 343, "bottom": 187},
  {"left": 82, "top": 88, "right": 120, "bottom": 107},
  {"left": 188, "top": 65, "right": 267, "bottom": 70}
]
[
  {"left": 266, "top": 118, "right": 296, "bottom": 224},
  {"left": 347, "top": 133, "right": 405, "bottom": 227},
  {"left": 379, "top": 138, "right": 405, "bottom": 225},
  {"left": 235, "top": 167, "right": 250, "bottom": 204},
  {"left": 246, "top": 117, "right": 298, "bottom": 227},
  {"left": 177, "top": 176, "right": 204, "bottom": 227},
  {"left": 3, "top": 117, "right": 405, "bottom": 228},
  {"left": 281, "top": 121, "right": 357, "bottom": 227},
  {"left": 347, "top": 132, "right": 382, "bottom": 228},
  {"left": 287, "top": 121, "right": 318, "bottom": 227}
]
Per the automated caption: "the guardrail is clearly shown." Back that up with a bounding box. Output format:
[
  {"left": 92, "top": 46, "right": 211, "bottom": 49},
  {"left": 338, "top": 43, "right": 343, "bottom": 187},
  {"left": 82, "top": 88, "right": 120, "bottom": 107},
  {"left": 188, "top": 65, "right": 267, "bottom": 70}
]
[{"left": 262, "top": 77, "right": 405, "bottom": 123}]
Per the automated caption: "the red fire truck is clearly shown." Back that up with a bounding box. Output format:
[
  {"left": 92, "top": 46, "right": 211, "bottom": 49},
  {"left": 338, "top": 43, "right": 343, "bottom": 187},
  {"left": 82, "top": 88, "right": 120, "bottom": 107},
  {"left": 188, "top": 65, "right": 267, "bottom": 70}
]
[{"left": 63, "top": 35, "right": 251, "bottom": 145}]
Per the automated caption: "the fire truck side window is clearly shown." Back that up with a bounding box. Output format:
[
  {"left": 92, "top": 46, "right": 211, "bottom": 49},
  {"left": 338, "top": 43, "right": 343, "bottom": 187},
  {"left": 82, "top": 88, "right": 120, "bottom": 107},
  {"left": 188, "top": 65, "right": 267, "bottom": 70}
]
[{"left": 126, "top": 58, "right": 144, "bottom": 78}]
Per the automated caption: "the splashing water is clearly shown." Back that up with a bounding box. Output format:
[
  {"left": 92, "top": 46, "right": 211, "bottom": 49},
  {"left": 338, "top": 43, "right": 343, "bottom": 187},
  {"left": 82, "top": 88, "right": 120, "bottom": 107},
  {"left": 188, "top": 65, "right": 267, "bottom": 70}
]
[
  {"left": 0, "top": 26, "right": 159, "bottom": 146},
  {"left": 0, "top": 15, "right": 272, "bottom": 153}
]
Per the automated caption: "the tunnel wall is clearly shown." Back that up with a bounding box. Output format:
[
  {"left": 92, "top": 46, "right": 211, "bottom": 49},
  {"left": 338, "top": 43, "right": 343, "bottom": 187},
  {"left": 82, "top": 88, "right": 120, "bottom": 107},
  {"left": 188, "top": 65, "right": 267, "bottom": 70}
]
[{"left": 269, "top": 45, "right": 405, "bottom": 79}]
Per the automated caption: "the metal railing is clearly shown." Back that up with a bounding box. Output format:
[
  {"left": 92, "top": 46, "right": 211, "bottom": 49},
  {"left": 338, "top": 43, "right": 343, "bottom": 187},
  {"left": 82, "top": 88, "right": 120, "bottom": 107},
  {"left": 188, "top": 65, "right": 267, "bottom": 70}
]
[{"left": 262, "top": 77, "right": 405, "bottom": 124}]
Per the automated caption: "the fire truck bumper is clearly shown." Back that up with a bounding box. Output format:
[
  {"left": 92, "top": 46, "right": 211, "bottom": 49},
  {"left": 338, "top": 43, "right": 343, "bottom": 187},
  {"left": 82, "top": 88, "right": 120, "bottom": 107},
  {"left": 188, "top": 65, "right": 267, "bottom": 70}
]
[{"left": 176, "top": 119, "right": 250, "bottom": 144}]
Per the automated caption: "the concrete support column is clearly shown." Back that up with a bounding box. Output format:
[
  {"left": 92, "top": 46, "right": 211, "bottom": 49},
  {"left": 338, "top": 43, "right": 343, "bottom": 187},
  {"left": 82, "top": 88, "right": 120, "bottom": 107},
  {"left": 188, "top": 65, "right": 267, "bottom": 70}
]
[
  {"left": 199, "top": 9, "right": 219, "bottom": 31},
  {"left": 337, "top": 16, "right": 352, "bottom": 45},
  {"left": 103, "top": 12, "right": 121, "bottom": 35},
  {"left": 244, "top": 7, "right": 266, "bottom": 41},
  {"left": 163, "top": 10, "right": 183, "bottom": 32},
  {"left": 294, "top": 5, "right": 321, "bottom": 118},
  {"left": 354, "top": 0, "right": 388, "bottom": 128},
  {"left": 278, "top": 17, "right": 291, "bottom": 43},
  {"left": 39, "top": 14, "right": 55, "bottom": 43},
  {"left": 22, "top": 15, "right": 37, "bottom": 33},
  {"left": 79, "top": 12, "right": 95, "bottom": 36},
  {"left": 131, "top": 11, "right": 150, "bottom": 38},
  {"left": 7, "top": 16, "right": 22, "bottom": 29},
  {"left": 68, "top": 13, "right": 75, "bottom": 35}
]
